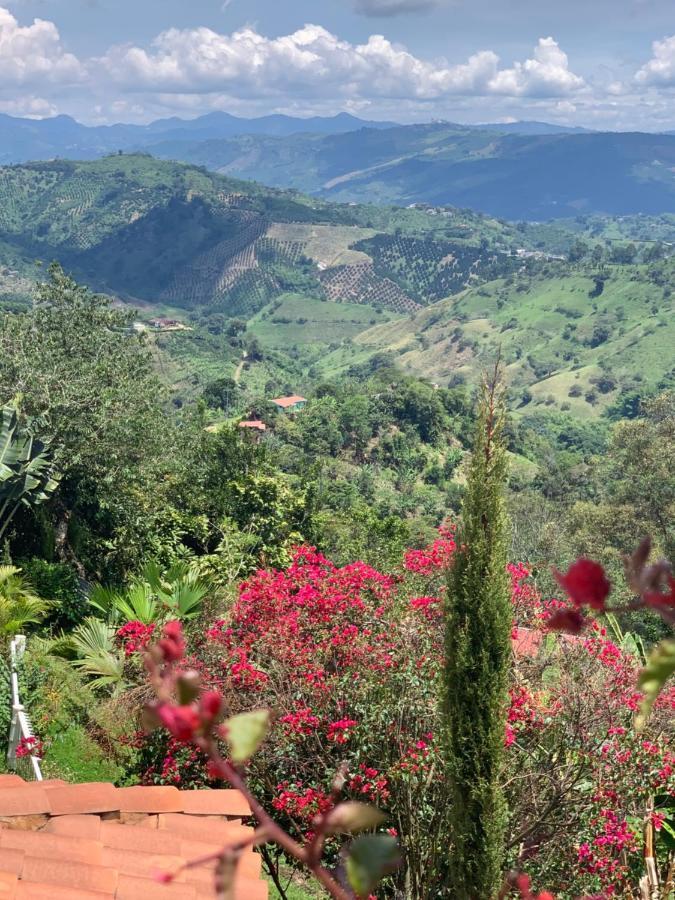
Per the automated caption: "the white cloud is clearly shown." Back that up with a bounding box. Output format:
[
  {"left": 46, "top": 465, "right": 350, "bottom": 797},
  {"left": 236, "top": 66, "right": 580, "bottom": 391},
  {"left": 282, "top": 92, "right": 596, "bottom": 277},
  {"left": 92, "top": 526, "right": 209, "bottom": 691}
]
[
  {"left": 635, "top": 34, "right": 675, "bottom": 86},
  {"left": 353, "top": 0, "right": 446, "bottom": 16},
  {"left": 0, "top": 6, "right": 84, "bottom": 88},
  {"left": 487, "top": 38, "right": 585, "bottom": 97},
  {"left": 0, "top": 95, "right": 57, "bottom": 118},
  {"left": 99, "top": 25, "right": 584, "bottom": 104}
]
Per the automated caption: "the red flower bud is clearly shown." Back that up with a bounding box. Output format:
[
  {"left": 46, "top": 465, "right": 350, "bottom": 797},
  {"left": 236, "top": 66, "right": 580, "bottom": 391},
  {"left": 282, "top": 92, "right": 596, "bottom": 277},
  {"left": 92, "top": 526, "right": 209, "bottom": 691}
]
[
  {"left": 554, "top": 559, "right": 610, "bottom": 611},
  {"left": 516, "top": 873, "right": 531, "bottom": 895},
  {"left": 157, "top": 704, "right": 200, "bottom": 741},
  {"left": 200, "top": 690, "right": 223, "bottom": 721},
  {"left": 157, "top": 621, "right": 186, "bottom": 662}
]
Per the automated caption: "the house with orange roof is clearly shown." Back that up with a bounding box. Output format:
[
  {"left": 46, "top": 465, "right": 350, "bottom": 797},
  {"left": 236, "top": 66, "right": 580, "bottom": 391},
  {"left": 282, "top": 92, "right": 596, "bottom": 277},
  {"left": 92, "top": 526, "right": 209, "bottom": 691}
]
[
  {"left": 271, "top": 395, "right": 306, "bottom": 412},
  {"left": 238, "top": 420, "right": 267, "bottom": 442}
]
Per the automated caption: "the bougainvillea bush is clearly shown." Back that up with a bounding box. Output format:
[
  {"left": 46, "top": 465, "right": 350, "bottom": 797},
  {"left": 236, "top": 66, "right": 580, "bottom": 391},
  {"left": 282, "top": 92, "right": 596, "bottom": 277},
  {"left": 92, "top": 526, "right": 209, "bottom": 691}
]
[{"left": 126, "top": 528, "right": 674, "bottom": 897}]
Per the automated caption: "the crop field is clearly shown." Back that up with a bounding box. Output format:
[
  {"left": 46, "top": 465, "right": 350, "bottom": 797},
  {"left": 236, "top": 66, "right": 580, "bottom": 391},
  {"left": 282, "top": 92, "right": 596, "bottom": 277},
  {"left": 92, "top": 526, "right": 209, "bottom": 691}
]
[
  {"left": 248, "top": 292, "right": 401, "bottom": 349},
  {"left": 320, "top": 263, "right": 421, "bottom": 313},
  {"left": 264, "top": 223, "right": 376, "bottom": 267}
]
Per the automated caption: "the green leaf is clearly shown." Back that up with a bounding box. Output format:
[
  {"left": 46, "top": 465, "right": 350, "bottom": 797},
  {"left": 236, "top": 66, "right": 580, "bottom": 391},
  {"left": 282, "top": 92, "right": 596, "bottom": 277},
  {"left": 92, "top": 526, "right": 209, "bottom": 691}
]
[
  {"left": 636, "top": 639, "right": 675, "bottom": 729},
  {"left": 658, "top": 818, "right": 675, "bottom": 851},
  {"left": 345, "top": 834, "right": 400, "bottom": 897},
  {"left": 324, "top": 802, "right": 386, "bottom": 834},
  {"left": 221, "top": 710, "right": 270, "bottom": 763}
]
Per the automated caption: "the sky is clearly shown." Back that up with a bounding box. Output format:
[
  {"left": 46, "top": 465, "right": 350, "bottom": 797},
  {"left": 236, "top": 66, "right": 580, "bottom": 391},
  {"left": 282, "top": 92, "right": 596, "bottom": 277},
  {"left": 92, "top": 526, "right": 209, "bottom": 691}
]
[{"left": 3, "top": 0, "right": 675, "bottom": 130}]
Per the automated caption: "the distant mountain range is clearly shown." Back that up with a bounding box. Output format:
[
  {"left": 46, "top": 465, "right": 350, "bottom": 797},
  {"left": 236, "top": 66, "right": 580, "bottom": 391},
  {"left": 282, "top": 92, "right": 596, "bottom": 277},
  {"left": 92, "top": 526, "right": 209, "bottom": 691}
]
[
  {"left": 147, "top": 124, "right": 675, "bottom": 220},
  {"left": 5, "top": 112, "right": 675, "bottom": 219},
  {"left": 0, "top": 111, "right": 401, "bottom": 166},
  {"left": 0, "top": 112, "right": 595, "bottom": 169}
]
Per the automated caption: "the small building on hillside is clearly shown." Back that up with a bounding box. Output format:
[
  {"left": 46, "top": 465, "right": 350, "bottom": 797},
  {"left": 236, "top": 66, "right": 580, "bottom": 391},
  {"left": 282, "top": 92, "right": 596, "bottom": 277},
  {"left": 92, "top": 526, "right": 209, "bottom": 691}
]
[
  {"left": 238, "top": 419, "right": 267, "bottom": 442},
  {"left": 271, "top": 395, "right": 307, "bottom": 412},
  {"left": 149, "top": 317, "right": 183, "bottom": 330}
]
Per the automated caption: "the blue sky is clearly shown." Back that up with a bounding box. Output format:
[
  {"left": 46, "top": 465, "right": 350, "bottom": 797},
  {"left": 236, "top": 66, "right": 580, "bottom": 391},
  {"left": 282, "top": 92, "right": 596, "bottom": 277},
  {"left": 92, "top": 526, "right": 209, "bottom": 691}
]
[{"left": 3, "top": 0, "right": 675, "bottom": 129}]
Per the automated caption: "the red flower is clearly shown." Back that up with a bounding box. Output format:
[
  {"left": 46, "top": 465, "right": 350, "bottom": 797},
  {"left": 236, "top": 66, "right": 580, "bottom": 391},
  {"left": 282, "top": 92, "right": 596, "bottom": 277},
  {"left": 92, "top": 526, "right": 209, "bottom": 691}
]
[
  {"left": 158, "top": 704, "right": 200, "bottom": 741},
  {"left": 645, "top": 576, "right": 675, "bottom": 609},
  {"left": 199, "top": 691, "right": 223, "bottom": 721},
  {"left": 555, "top": 559, "right": 610, "bottom": 611},
  {"left": 157, "top": 621, "right": 186, "bottom": 663},
  {"left": 546, "top": 608, "right": 586, "bottom": 634}
]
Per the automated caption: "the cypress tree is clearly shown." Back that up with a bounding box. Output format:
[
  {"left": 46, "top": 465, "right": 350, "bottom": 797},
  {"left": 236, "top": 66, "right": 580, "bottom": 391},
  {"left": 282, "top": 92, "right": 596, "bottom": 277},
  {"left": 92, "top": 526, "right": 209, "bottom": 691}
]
[{"left": 444, "top": 366, "right": 511, "bottom": 898}]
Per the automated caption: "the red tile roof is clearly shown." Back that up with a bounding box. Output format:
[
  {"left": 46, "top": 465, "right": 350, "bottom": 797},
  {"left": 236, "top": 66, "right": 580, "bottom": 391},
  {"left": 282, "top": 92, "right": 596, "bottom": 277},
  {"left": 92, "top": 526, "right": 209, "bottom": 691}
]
[
  {"left": 271, "top": 395, "right": 306, "bottom": 409},
  {"left": 0, "top": 778, "right": 267, "bottom": 899},
  {"left": 238, "top": 420, "right": 267, "bottom": 431}
]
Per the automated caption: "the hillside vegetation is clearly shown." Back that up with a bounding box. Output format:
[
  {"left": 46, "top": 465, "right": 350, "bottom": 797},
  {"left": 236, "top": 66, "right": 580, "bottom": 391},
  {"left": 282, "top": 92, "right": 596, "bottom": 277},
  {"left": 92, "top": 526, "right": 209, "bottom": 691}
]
[
  {"left": 149, "top": 124, "right": 675, "bottom": 219},
  {"left": 0, "top": 155, "right": 529, "bottom": 317},
  {"left": 1, "top": 154, "right": 673, "bottom": 422}
]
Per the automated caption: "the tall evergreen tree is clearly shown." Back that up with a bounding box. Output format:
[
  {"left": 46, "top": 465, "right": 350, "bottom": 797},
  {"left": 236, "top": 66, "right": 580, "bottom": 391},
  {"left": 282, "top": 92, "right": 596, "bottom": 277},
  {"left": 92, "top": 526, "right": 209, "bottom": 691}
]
[{"left": 444, "top": 366, "right": 511, "bottom": 898}]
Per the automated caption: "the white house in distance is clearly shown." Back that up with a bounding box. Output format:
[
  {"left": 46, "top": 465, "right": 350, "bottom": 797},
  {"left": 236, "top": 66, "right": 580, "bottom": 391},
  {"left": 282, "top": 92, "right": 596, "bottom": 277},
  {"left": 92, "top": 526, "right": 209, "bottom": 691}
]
[{"left": 271, "top": 395, "right": 307, "bottom": 412}]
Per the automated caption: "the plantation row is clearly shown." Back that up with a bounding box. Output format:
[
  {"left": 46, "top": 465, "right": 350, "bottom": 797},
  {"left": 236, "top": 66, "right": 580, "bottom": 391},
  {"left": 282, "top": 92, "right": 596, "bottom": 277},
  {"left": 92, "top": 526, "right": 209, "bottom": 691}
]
[
  {"left": 320, "top": 262, "right": 422, "bottom": 313},
  {"left": 356, "top": 233, "right": 522, "bottom": 304}
]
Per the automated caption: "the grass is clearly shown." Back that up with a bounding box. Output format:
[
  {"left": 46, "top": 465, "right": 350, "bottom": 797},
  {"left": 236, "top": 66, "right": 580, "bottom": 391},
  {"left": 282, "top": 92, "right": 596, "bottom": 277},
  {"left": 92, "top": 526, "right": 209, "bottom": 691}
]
[
  {"left": 319, "top": 266, "right": 674, "bottom": 416},
  {"left": 248, "top": 293, "right": 400, "bottom": 350},
  {"left": 40, "top": 724, "right": 124, "bottom": 784},
  {"left": 265, "top": 863, "right": 324, "bottom": 900}
]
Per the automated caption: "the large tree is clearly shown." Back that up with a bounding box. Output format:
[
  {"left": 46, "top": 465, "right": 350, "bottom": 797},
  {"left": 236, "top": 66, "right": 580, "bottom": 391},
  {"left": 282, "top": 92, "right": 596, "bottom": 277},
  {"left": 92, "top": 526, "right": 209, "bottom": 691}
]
[
  {"left": 444, "top": 367, "right": 511, "bottom": 898},
  {"left": 0, "top": 265, "right": 170, "bottom": 575}
]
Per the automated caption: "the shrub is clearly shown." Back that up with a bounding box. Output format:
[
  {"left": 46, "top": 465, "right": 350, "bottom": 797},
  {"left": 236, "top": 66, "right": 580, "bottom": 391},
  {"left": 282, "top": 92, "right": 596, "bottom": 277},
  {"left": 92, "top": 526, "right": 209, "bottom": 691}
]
[{"left": 19, "top": 559, "right": 86, "bottom": 629}]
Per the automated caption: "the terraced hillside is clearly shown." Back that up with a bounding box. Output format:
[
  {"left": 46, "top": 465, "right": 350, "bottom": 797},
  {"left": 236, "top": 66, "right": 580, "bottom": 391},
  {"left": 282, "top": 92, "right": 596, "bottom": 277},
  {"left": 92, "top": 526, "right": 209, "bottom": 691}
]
[
  {"left": 0, "top": 155, "right": 530, "bottom": 315},
  {"left": 312, "top": 266, "right": 675, "bottom": 417}
]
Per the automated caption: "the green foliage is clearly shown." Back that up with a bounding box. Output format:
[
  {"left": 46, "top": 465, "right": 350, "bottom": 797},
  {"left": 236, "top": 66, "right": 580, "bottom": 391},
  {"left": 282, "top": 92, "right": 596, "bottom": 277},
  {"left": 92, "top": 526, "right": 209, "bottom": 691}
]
[
  {"left": 0, "top": 565, "right": 50, "bottom": 635},
  {"left": 90, "top": 561, "right": 210, "bottom": 625},
  {"left": 222, "top": 710, "right": 271, "bottom": 763},
  {"left": 19, "top": 559, "right": 86, "bottom": 629},
  {"left": 345, "top": 835, "right": 401, "bottom": 897},
  {"left": 0, "top": 264, "right": 172, "bottom": 576},
  {"left": 444, "top": 371, "right": 511, "bottom": 899},
  {"left": 41, "top": 723, "right": 123, "bottom": 784},
  {"left": 636, "top": 639, "right": 675, "bottom": 729},
  {"left": 0, "top": 655, "right": 11, "bottom": 754},
  {"left": 0, "top": 404, "right": 58, "bottom": 541},
  {"left": 68, "top": 618, "right": 126, "bottom": 692}
]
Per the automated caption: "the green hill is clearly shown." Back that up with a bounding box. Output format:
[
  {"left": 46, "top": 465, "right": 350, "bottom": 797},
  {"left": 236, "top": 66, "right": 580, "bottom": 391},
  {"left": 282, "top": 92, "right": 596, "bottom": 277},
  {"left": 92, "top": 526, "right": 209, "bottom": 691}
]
[
  {"left": 0, "top": 154, "right": 530, "bottom": 316},
  {"left": 149, "top": 125, "right": 675, "bottom": 220},
  {"left": 1, "top": 153, "right": 672, "bottom": 418},
  {"left": 306, "top": 267, "right": 674, "bottom": 417}
]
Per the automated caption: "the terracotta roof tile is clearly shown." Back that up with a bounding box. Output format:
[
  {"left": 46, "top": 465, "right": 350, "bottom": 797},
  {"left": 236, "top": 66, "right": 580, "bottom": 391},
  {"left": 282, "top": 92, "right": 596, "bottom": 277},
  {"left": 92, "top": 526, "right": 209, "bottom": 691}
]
[
  {"left": 271, "top": 395, "right": 306, "bottom": 408},
  {"left": 101, "top": 847, "right": 186, "bottom": 882},
  {"left": 0, "top": 830, "right": 103, "bottom": 866},
  {"left": 100, "top": 821, "right": 172, "bottom": 855},
  {"left": 115, "top": 874, "right": 196, "bottom": 900},
  {"left": 156, "top": 814, "right": 253, "bottom": 844},
  {"left": 15, "top": 883, "right": 107, "bottom": 899},
  {"left": 46, "top": 783, "right": 119, "bottom": 817},
  {"left": 44, "top": 815, "right": 102, "bottom": 840},
  {"left": 180, "top": 790, "right": 251, "bottom": 817},
  {"left": 21, "top": 856, "right": 117, "bottom": 894},
  {"left": 0, "top": 847, "right": 25, "bottom": 875},
  {"left": 179, "top": 840, "right": 262, "bottom": 879},
  {"left": 0, "top": 791, "right": 49, "bottom": 818},
  {"left": 0, "top": 778, "right": 24, "bottom": 789},
  {"left": 0, "top": 780, "right": 265, "bottom": 898},
  {"left": 0, "top": 871, "right": 17, "bottom": 897},
  {"left": 115, "top": 787, "right": 183, "bottom": 815}
]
